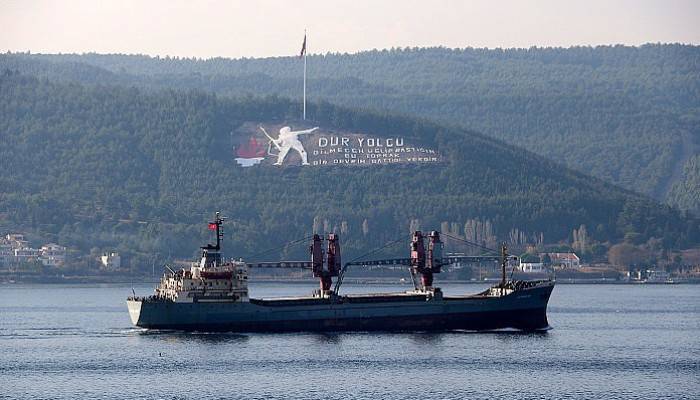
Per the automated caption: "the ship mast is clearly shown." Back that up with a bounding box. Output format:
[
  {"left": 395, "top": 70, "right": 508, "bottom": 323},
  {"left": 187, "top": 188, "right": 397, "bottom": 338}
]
[
  {"left": 200, "top": 212, "right": 227, "bottom": 267},
  {"left": 214, "top": 211, "right": 224, "bottom": 251},
  {"left": 501, "top": 242, "right": 507, "bottom": 287}
]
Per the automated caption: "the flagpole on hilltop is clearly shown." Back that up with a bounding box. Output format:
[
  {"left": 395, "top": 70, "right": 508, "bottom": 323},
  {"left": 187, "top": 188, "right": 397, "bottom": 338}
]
[{"left": 302, "top": 30, "right": 307, "bottom": 121}]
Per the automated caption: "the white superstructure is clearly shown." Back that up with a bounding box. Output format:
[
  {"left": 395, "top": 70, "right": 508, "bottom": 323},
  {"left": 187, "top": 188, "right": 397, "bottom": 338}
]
[{"left": 151, "top": 213, "right": 249, "bottom": 303}]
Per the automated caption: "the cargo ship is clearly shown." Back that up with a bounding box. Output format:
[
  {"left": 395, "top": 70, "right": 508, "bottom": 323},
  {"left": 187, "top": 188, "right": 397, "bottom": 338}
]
[{"left": 127, "top": 213, "right": 554, "bottom": 332}]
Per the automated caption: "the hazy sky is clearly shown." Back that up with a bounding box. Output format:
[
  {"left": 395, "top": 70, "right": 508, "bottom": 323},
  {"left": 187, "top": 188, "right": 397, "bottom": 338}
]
[{"left": 2, "top": 0, "right": 699, "bottom": 58}]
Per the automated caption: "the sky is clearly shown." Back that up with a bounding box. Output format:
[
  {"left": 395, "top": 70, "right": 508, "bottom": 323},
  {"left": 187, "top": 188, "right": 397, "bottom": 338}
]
[{"left": 2, "top": 0, "right": 699, "bottom": 58}]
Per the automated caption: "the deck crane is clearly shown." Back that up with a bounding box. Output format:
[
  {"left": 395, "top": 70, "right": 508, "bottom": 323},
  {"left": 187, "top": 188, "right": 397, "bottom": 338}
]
[
  {"left": 246, "top": 231, "right": 518, "bottom": 297},
  {"left": 335, "top": 231, "right": 516, "bottom": 294}
]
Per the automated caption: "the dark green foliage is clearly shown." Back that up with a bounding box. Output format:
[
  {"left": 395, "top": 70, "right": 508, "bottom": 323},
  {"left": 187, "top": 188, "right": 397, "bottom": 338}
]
[
  {"left": 668, "top": 155, "right": 700, "bottom": 214},
  {"left": 0, "top": 72, "right": 696, "bottom": 270},
  {"left": 3, "top": 44, "right": 698, "bottom": 202}
]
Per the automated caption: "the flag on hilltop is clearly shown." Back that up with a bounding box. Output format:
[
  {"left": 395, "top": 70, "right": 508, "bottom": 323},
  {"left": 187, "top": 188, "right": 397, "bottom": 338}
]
[
  {"left": 208, "top": 223, "right": 217, "bottom": 230},
  {"left": 299, "top": 34, "right": 306, "bottom": 58}
]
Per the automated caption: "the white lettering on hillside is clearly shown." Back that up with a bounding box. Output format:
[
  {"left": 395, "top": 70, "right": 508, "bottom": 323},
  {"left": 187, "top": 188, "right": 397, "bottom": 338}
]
[{"left": 319, "top": 137, "right": 405, "bottom": 148}]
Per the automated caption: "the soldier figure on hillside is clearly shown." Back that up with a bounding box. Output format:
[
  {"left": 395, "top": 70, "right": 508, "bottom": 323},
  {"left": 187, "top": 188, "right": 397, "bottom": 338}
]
[{"left": 259, "top": 125, "right": 319, "bottom": 166}]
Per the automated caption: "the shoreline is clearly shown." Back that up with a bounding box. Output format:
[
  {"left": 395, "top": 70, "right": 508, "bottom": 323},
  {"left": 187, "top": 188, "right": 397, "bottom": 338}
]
[{"left": 1, "top": 276, "right": 698, "bottom": 285}]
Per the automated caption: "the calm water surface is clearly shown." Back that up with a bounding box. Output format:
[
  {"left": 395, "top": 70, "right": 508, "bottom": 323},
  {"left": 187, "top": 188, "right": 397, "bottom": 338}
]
[{"left": 1, "top": 282, "right": 698, "bottom": 399}]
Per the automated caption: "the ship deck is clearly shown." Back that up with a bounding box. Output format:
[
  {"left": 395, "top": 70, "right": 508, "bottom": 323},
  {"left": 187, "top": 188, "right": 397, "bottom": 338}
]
[
  {"left": 248, "top": 280, "right": 551, "bottom": 307},
  {"left": 249, "top": 290, "right": 497, "bottom": 307}
]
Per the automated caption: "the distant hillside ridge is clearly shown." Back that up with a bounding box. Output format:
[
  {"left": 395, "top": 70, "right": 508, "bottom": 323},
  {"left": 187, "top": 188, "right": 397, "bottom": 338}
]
[
  {"left": 2, "top": 44, "right": 698, "bottom": 208},
  {"left": 0, "top": 71, "right": 697, "bottom": 268}
]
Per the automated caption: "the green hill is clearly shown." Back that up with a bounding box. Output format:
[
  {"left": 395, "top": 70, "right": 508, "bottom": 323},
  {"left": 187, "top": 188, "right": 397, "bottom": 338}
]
[
  {"left": 2, "top": 44, "right": 698, "bottom": 211},
  {"left": 1, "top": 71, "right": 697, "bottom": 269}
]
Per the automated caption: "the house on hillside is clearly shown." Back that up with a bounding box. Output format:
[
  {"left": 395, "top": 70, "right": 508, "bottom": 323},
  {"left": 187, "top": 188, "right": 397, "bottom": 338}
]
[
  {"left": 13, "top": 247, "right": 40, "bottom": 264},
  {"left": 4, "top": 233, "right": 29, "bottom": 250},
  {"left": 100, "top": 252, "right": 121, "bottom": 270},
  {"left": 40, "top": 244, "right": 67, "bottom": 267},
  {"left": 2, "top": 233, "right": 66, "bottom": 267},
  {"left": 546, "top": 252, "right": 580, "bottom": 268},
  {"left": 2, "top": 234, "right": 38, "bottom": 266},
  {"left": 5, "top": 233, "right": 25, "bottom": 242}
]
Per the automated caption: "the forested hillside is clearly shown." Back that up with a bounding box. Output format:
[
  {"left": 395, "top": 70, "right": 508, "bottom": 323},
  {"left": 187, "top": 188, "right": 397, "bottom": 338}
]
[
  {"left": 668, "top": 155, "right": 700, "bottom": 213},
  {"left": 2, "top": 44, "right": 698, "bottom": 210},
  {"left": 2, "top": 72, "right": 696, "bottom": 269}
]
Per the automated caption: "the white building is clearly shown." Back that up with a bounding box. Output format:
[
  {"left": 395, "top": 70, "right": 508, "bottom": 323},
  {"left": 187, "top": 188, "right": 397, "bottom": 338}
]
[
  {"left": 14, "top": 247, "right": 40, "bottom": 264},
  {"left": 5, "top": 233, "right": 25, "bottom": 243},
  {"left": 1, "top": 233, "right": 71, "bottom": 267},
  {"left": 101, "top": 252, "right": 121, "bottom": 270},
  {"left": 40, "top": 243, "right": 67, "bottom": 267},
  {"left": 546, "top": 252, "right": 581, "bottom": 268},
  {"left": 519, "top": 261, "right": 546, "bottom": 273},
  {"left": 4, "top": 233, "right": 28, "bottom": 250},
  {"left": 645, "top": 270, "right": 672, "bottom": 283}
]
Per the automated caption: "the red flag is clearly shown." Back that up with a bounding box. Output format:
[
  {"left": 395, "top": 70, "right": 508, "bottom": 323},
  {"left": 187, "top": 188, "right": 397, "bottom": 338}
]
[
  {"left": 208, "top": 223, "right": 217, "bottom": 230},
  {"left": 299, "top": 34, "right": 306, "bottom": 58}
]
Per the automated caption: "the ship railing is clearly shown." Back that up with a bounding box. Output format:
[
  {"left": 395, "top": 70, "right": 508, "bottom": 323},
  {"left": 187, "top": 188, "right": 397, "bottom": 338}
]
[
  {"left": 506, "top": 279, "right": 553, "bottom": 290},
  {"left": 128, "top": 294, "right": 172, "bottom": 303}
]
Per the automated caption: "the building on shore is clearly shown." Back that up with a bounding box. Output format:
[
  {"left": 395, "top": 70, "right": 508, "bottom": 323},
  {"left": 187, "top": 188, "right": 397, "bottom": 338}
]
[
  {"left": 519, "top": 260, "right": 546, "bottom": 273},
  {"left": 2, "top": 233, "right": 38, "bottom": 266},
  {"left": 100, "top": 252, "right": 121, "bottom": 270},
  {"left": 39, "top": 244, "right": 67, "bottom": 267},
  {"left": 0, "top": 233, "right": 68, "bottom": 268},
  {"left": 545, "top": 252, "right": 580, "bottom": 269},
  {"left": 518, "top": 253, "right": 545, "bottom": 273},
  {"left": 13, "top": 247, "right": 40, "bottom": 264}
]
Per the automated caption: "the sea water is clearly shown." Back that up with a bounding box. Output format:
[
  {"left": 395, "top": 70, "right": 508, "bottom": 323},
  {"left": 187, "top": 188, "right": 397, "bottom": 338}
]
[{"left": 1, "top": 282, "right": 698, "bottom": 399}]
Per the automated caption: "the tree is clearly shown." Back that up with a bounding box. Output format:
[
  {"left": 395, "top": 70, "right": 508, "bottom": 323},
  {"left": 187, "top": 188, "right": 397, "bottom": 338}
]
[
  {"left": 572, "top": 224, "right": 589, "bottom": 254},
  {"left": 0, "top": 70, "right": 697, "bottom": 269},
  {"left": 608, "top": 243, "right": 646, "bottom": 267}
]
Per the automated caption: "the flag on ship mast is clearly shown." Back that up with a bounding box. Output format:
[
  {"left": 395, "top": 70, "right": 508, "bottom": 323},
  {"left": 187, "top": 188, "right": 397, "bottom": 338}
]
[{"left": 300, "top": 31, "right": 307, "bottom": 120}]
